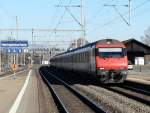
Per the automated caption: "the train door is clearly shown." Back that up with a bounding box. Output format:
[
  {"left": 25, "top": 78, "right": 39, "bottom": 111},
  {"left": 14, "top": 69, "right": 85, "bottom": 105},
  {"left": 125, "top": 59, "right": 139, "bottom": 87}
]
[{"left": 90, "top": 45, "right": 96, "bottom": 76}]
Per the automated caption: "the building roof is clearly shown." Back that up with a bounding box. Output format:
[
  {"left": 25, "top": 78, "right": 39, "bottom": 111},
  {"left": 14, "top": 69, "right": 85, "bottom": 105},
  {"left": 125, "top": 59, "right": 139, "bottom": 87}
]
[
  {"left": 123, "top": 38, "right": 150, "bottom": 48},
  {"left": 123, "top": 38, "right": 150, "bottom": 54}
]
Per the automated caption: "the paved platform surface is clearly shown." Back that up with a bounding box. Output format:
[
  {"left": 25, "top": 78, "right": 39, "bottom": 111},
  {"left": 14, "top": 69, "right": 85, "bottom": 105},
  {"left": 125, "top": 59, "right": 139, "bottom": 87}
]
[
  {"left": 0, "top": 70, "right": 28, "bottom": 113},
  {"left": 0, "top": 66, "right": 27, "bottom": 76},
  {"left": 0, "top": 68, "right": 54, "bottom": 113},
  {"left": 0, "top": 70, "right": 11, "bottom": 76},
  {"left": 0, "top": 72, "right": 5, "bottom": 75},
  {"left": 16, "top": 70, "right": 42, "bottom": 113},
  {"left": 127, "top": 70, "right": 150, "bottom": 85}
]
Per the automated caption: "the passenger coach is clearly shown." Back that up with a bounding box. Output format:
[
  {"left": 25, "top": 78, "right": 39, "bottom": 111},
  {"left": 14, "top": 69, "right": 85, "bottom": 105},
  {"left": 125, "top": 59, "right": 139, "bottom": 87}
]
[{"left": 50, "top": 39, "right": 128, "bottom": 83}]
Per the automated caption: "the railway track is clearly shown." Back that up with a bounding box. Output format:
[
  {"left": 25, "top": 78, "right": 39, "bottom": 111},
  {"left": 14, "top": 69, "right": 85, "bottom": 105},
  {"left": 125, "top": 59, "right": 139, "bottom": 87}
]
[
  {"left": 39, "top": 67, "right": 106, "bottom": 113},
  {"left": 0, "top": 70, "right": 12, "bottom": 76},
  {"left": 124, "top": 80, "right": 150, "bottom": 95},
  {"left": 98, "top": 83, "right": 150, "bottom": 106},
  {"left": 42, "top": 66, "right": 150, "bottom": 112},
  {"left": 0, "top": 68, "right": 27, "bottom": 78},
  {"left": 47, "top": 67, "right": 150, "bottom": 106}
]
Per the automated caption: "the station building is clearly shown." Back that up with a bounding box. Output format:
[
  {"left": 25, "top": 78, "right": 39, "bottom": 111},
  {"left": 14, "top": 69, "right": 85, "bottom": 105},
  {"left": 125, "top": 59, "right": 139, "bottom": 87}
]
[{"left": 123, "top": 38, "right": 150, "bottom": 65}]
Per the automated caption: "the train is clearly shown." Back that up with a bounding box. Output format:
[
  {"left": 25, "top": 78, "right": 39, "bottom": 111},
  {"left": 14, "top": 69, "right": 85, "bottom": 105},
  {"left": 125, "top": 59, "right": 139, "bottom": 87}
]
[{"left": 50, "top": 39, "right": 128, "bottom": 83}]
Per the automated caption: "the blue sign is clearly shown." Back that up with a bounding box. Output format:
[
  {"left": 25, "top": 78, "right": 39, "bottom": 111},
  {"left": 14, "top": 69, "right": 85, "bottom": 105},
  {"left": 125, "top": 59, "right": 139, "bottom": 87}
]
[
  {"left": 7, "top": 48, "right": 22, "bottom": 53},
  {"left": 1, "top": 40, "right": 28, "bottom": 47}
]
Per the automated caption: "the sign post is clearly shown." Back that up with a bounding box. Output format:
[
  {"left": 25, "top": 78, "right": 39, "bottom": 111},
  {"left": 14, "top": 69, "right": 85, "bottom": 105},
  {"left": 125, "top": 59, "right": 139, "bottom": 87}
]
[
  {"left": 1, "top": 40, "right": 28, "bottom": 79},
  {"left": 11, "top": 57, "right": 17, "bottom": 79}
]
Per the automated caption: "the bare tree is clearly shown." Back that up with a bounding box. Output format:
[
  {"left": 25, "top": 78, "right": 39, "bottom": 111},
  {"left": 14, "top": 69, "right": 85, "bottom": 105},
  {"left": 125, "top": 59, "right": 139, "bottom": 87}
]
[{"left": 141, "top": 26, "right": 150, "bottom": 46}]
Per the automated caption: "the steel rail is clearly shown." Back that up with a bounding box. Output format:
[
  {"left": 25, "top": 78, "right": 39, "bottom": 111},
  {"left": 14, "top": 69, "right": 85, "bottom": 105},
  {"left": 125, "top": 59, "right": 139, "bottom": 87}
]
[
  {"left": 119, "top": 84, "right": 150, "bottom": 96},
  {"left": 124, "top": 80, "right": 150, "bottom": 93},
  {"left": 39, "top": 67, "right": 106, "bottom": 113},
  {"left": 39, "top": 69, "right": 69, "bottom": 113},
  {"left": 101, "top": 85, "right": 150, "bottom": 106},
  {"left": 0, "top": 68, "right": 27, "bottom": 78}
]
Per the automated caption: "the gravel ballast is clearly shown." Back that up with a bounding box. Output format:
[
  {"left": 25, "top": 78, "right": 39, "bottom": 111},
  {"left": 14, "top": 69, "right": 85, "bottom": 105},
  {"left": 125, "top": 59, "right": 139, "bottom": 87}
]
[{"left": 74, "top": 84, "right": 150, "bottom": 113}]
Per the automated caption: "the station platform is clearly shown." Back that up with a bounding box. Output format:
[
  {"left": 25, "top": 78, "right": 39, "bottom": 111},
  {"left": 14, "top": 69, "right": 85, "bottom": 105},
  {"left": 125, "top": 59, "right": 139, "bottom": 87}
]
[
  {"left": 0, "top": 70, "right": 11, "bottom": 76},
  {"left": 0, "top": 67, "right": 56, "bottom": 113},
  {"left": 127, "top": 70, "right": 150, "bottom": 85},
  {"left": 0, "top": 67, "right": 27, "bottom": 77}
]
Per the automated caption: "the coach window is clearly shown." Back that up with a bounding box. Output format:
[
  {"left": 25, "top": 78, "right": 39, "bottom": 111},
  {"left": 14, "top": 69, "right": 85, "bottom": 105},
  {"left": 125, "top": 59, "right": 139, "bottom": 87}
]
[
  {"left": 74, "top": 54, "right": 76, "bottom": 62},
  {"left": 67, "top": 56, "right": 69, "bottom": 63},
  {"left": 75, "top": 54, "right": 76, "bottom": 62},
  {"left": 78, "top": 54, "right": 79, "bottom": 62},
  {"left": 68, "top": 56, "right": 70, "bottom": 63},
  {"left": 88, "top": 52, "right": 89, "bottom": 61},
  {"left": 85, "top": 52, "right": 87, "bottom": 62},
  {"left": 64, "top": 57, "right": 66, "bottom": 63},
  {"left": 66, "top": 57, "right": 67, "bottom": 63},
  {"left": 72, "top": 55, "right": 73, "bottom": 62},
  {"left": 79, "top": 53, "right": 82, "bottom": 62},
  {"left": 76, "top": 54, "right": 77, "bottom": 62},
  {"left": 66, "top": 56, "right": 68, "bottom": 63},
  {"left": 84, "top": 52, "right": 86, "bottom": 62},
  {"left": 69, "top": 56, "right": 71, "bottom": 63},
  {"left": 69, "top": 56, "right": 70, "bottom": 63},
  {"left": 73, "top": 55, "right": 76, "bottom": 63},
  {"left": 75, "top": 54, "right": 77, "bottom": 62},
  {"left": 78, "top": 53, "right": 80, "bottom": 62},
  {"left": 72, "top": 55, "right": 75, "bottom": 63},
  {"left": 81, "top": 53, "right": 83, "bottom": 62},
  {"left": 78, "top": 53, "right": 79, "bottom": 62},
  {"left": 87, "top": 52, "right": 89, "bottom": 62},
  {"left": 79, "top": 53, "right": 81, "bottom": 62},
  {"left": 82, "top": 53, "right": 84, "bottom": 62},
  {"left": 74, "top": 55, "right": 76, "bottom": 63},
  {"left": 85, "top": 52, "right": 86, "bottom": 62},
  {"left": 80, "top": 53, "right": 81, "bottom": 62}
]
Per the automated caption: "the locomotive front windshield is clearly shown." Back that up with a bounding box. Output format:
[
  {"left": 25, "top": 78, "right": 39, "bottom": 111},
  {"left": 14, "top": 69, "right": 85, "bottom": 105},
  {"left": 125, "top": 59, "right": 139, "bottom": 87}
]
[{"left": 98, "top": 48, "right": 126, "bottom": 58}]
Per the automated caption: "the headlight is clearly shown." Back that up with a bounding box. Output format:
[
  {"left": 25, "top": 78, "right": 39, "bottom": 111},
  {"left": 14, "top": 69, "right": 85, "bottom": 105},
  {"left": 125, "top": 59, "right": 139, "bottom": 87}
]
[
  {"left": 97, "top": 70, "right": 108, "bottom": 75},
  {"left": 120, "top": 70, "right": 127, "bottom": 75},
  {"left": 100, "top": 67, "right": 105, "bottom": 70}
]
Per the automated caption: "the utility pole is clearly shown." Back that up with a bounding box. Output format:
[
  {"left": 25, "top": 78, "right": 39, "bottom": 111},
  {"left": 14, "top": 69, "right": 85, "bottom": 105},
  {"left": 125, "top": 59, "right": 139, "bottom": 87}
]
[
  {"left": 56, "top": 0, "right": 86, "bottom": 47},
  {"left": 0, "top": 29, "right": 1, "bottom": 72},
  {"left": 16, "top": 16, "right": 19, "bottom": 40},
  {"left": 129, "top": 0, "right": 131, "bottom": 26},
  {"left": 128, "top": 0, "right": 132, "bottom": 39},
  {"left": 23, "top": 49, "right": 25, "bottom": 65},
  {"left": 13, "top": 54, "right": 16, "bottom": 79},
  {"left": 81, "top": 0, "right": 86, "bottom": 46},
  {"left": 16, "top": 16, "right": 19, "bottom": 68},
  {"left": 0, "top": 41, "right": 1, "bottom": 72},
  {"left": 104, "top": 0, "right": 131, "bottom": 26},
  {"left": 31, "top": 29, "right": 34, "bottom": 68}
]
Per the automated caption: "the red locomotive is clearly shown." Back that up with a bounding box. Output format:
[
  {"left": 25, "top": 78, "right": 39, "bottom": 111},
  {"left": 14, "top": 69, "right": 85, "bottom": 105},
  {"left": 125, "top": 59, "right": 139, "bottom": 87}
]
[{"left": 50, "top": 39, "right": 128, "bottom": 83}]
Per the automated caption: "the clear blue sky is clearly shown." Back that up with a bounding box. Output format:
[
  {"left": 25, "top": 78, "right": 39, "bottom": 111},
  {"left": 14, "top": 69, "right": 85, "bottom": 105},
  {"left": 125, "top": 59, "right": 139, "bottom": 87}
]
[{"left": 0, "top": 0, "right": 150, "bottom": 47}]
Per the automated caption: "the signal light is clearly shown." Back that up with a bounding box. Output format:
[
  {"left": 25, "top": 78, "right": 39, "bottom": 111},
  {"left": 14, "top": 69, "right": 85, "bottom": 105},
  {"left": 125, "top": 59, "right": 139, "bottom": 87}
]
[{"left": 100, "top": 67, "right": 104, "bottom": 70}]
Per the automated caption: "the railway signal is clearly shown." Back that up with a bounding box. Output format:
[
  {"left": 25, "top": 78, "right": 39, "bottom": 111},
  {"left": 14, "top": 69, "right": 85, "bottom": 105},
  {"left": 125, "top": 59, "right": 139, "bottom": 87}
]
[
  {"left": 11, "top": 63, "right": 17, "bottom": 79},
  {"left": 11, "top": 64, "right": 17, "bottom": 71}
]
